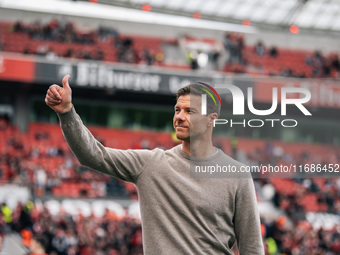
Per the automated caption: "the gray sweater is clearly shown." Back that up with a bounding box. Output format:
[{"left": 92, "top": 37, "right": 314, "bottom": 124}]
[{"left": 58, "top": 107, "right": 264, "bottom": 255}]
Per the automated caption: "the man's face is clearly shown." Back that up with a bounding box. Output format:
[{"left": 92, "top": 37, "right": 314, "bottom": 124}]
[{"left": 173, "top": 94, "right": 210, "bottom": 141}]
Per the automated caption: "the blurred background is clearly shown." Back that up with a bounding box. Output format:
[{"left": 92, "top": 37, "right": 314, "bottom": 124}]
[{"left": 0, "top": 0, "right": 339, "bottom": 254}]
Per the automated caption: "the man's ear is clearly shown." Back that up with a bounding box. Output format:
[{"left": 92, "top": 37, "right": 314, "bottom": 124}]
[{"left": 208, "top": 113, "right": 218, "bottom": 127}]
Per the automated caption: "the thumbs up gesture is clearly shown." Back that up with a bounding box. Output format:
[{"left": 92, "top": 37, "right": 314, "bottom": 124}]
[{"left": 45, "top": 75, "right": 73, "bottom": 114}]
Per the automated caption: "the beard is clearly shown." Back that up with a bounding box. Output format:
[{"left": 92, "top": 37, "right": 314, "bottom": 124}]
[
  {"left": 175, "top": 126, "right": 190, "bottom": 141},
  {"left": 176, "top": 132, "right": 190, "bottom": 142}
]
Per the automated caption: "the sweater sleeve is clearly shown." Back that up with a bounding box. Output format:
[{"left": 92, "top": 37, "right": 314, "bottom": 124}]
[
  {"left": 234, "top": 177, "right": 264, "bottom": 255},
  {"left": 57, "top": 107, "right": 153, "bottom": 183}
]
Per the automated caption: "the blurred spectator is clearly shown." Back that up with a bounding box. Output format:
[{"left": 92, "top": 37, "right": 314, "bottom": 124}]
[
  {"left": 235, "top": 36, "right": 244, "bottom": 63},
  {"left": 23, "top": 47, "right": 33, "bottom": 55},
  {"left": 98, "top": 26, "right": 118, "bottom": 42},
  {"left": 46, "top": 47, "right": 58, "bottom": 60},
  {"left": 0, "top": 204, "right": 12, "bottom": 232},
  {"left": 209, "top": 50, "right": 220, "bottom": 70},
  {"left": 13, "top": 20, "right": 25, "bottom": 33},
  {"left": 52, "top": 228, "right": 68, "bottom": 255},
  {"left": 269, "top": 46, "right": 278, "bottom": 57},
  {"left": 13, "top": 202, "right": 33, "bottom": 232},
  {"left": 28, "top": 20, "right": 44, "bottom": 40},
  {"left": 7, "top": 135, "right": 24, "bottom": 151},
  {"left": 117, "top": 38, "right": 138, "bottom": 64},
  {"left": 154, "top": 52, "right": 164, "bottom": 64},
  {"left": 0, "top": 115, "right": 9, "bottom": 130},
  {"left": 225, "top": 34, "right": 244, "bottom": 64},
  {"left": 306, "top": 50, "right": 325, "bottom": 77},
  {"left": 65, "top": 22, "right": 77, "bottom": 43},
  {"left": 331, "top": 54, "right": 340, "bottom": 71},
  {"left": 64, "top": 49, "right": 74, "bottom": 58},
  {"left": 94, "top": 49, "right": 104, "bottom": 61},
  {"left": 255, "top": 40, "right": 265, "bottom": 56},
  {"left": 45, "top": 19, "right": 60, "bottom": 41},
  {"left": 223, "top": 33, "right": 232, "bottom": 53},
  {"left": 83, "top": 51, "right": 92, "bottom": 60},
  {"left": 36, "top": 44, "right": 48, "bottom": 56},
  {"left": 75, "top": 50, "right": 85, "bottom": 60},
  {"left": 187, "top": 50, "right": 198, "bottom": 70},
  {"left": 35, "top": 131, "right": 49, "bottom": 140},
  {"left": 228, "top": 38, "right": 240, "bottom": 63},
  {"left": 280, "top": 68, "right": 294, "bottom": 77},
  {"left": 142, "top": 48, "right": 154, "bottom": 66},
  {"left": 34, "top": 167, "right": 47, "bottom": 194}
]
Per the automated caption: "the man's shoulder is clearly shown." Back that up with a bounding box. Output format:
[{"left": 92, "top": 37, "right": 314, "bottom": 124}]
[
  {"left": 164, "top": 144, "right": 182, "bottom": 155},
  {"left": 216, "top": 149, "right": 244, "bottom": 168},
  {"left": 216, "top": 149, "right": 252, "bottom": 179},
  {"left": 127, "top": 144, "right": 180, "bottom": 157}
]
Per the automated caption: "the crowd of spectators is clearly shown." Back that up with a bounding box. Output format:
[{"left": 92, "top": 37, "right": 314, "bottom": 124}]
[
  {"left": 2, "top": 20, "right": 340, "bottom": 78},
  {"left": 1, "top": 193, "right": 339, "bottom": 254},
  {"left": 4, "top": 20, "right": 162, "bottom": 65},
  {"left": 222, "top": 33, "right": 340, "bottom": 79},
  {"left": 1, "top": 201, "right": 143, "bottom": 255},
  {"left": 305, "top": 50, "right": 340, "bottom": 78},
  {"left": 253, "top": 41, "right": 340, "bottom": 79},
  {"left": 261, "top": 214, "right": 340, "bottom": 255},
  {"left": 13, "top": 20, "right": 96, "bottom": 44},
  {"left": 0, "top": 123, "right": 111, "bottom": 199}
]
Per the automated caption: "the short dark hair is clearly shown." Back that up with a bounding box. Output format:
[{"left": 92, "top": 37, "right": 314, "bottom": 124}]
[{"left": 176, "top": 82, "right": 221, "bottom": 116}]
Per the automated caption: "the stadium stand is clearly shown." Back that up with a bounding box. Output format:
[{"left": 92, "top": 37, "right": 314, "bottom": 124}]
[
  {"left": 0, "top": 20, "right": 166, "bottom": 66},
  {"left": 1, "top": 118, "right": 340, "bottom": 254},
  {"left": 1, "top": 20, "right": 340, "bottom": 78},
  {"left": 0, "top": 2, "right": 340, "bottom": 254}
]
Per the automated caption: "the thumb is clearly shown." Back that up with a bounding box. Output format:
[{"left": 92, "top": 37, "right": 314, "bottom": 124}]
[{"left": 62, "top": 75, "right": 71, "bottom": 90}]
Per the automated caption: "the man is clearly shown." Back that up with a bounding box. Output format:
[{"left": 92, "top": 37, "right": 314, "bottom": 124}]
[{"left": 45, "top": 75, "right": 264, "bottom": 254}]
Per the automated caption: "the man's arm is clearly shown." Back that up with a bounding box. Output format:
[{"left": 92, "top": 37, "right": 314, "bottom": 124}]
[
  {"left": 45, "top": 75, "right": 152, "bottom": 183},
  {"left": 234, "top": 177, "right": 265, "bottom": 254}
]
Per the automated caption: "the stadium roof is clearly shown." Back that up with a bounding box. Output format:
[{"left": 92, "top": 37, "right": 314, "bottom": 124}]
[
  {"left": 1, "top": 0, "right": 340, "bottom": 32},
  {"left": 0, "top": 0, "right": 256, "bottom": 33},
  {"left": 90, "top": 0, "right": 340, "bottom": 31}
]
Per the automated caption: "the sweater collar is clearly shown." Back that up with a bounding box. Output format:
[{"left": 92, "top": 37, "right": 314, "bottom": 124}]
[{"left": 175, "top": 144, "right": 221, "bottom": 162}]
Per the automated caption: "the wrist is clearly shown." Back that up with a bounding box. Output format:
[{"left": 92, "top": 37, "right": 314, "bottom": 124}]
[{"left": 57, "top": 104, "right": 73, "bottom": 114}]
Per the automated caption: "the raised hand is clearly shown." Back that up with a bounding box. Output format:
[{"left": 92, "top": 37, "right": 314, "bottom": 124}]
[{"left": 45, "top": 75, "right": 73, "bottom": 114}]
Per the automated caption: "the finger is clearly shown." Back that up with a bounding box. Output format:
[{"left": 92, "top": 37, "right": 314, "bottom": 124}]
[
  {"left": 46, "top": 94, "right": 61, "bottom": 104},
  {"left": 45, "top": 98, "right": 59, "bottom": 106},
  {"left": 50, "top": 85, "right": 62, "bottom": 100},
  {"left": 47, "top": 90, "right": 59, "bottom": 100},
  {"left": 47, "top": 102, "right": 59, "bottom": 106},
  {"left": 62, "top": 75, "right": 71, "bottom": 89},
  {"left": 45, "top": 97, "right": 58, "bottom": 106},
  {"left": 46, "top": 95, "right": 61, "bottom": 103}
]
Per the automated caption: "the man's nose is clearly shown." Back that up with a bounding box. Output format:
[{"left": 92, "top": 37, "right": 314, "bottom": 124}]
[{"left": 175, "top": 110, "right": 186, "bottom": 121}]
